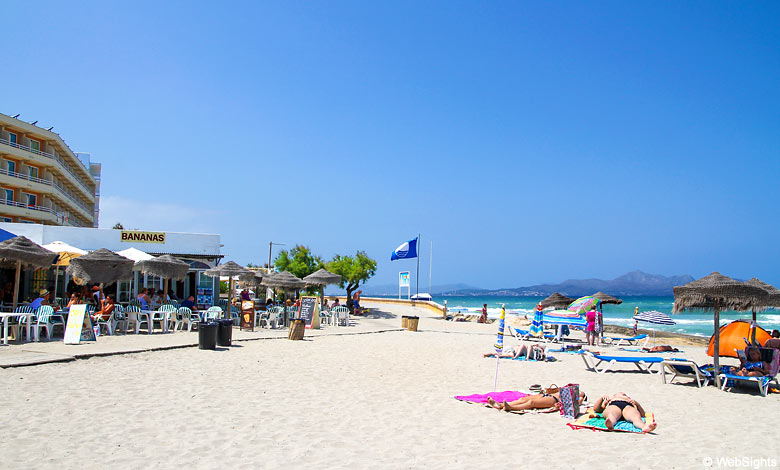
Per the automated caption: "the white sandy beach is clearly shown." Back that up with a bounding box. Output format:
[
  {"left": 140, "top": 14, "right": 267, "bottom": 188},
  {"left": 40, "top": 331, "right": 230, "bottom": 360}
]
[{"left": 2, "top": 301, "right": 779, "bottom": 469}]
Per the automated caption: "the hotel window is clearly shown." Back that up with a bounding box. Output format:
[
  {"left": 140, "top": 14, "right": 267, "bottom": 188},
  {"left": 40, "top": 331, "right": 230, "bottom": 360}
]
[
  {"left": 2, "top": 188, "right": 13, "bottom": 202},
  {"left": 0, "top": 217, "right": 11, "bottom": 223},
  {"left": 29, "top": 140, "right": 40, "bottom": 152},
  {"left": 28, "top": 166, "right": 38, "bottom": 180},
  {"left": 8, "top": 133, "right": 17, "bottom": 145},
  {"left": 4, "top": 160, "right": 15, "bottom": 174},
  {"left": 18, "top": 219, "right": 34, "bottom": 224},
  {"left": 24, "top": 193, "right": 36, "bottom": 208}
]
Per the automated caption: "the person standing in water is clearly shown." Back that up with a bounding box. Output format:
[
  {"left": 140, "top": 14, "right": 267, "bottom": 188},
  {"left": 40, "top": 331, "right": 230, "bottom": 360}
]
[{"left": 478, "top": 304, "right": 488, "bottom": 323}]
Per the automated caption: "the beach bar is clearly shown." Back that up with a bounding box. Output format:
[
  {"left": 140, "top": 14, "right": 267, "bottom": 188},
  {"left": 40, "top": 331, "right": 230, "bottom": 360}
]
[{"left": 0, "top": 222, "right": 222, "bottom": 307}]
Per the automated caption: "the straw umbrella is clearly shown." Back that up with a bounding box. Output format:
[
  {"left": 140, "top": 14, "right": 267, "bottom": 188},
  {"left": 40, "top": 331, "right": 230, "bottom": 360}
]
[
  {"left": 135, "top": 255, "right": 190, "bottom": 306},
  {"left": 66, "top": 249, "right": 135, "bottom": 285},
  {"left": 0, "top": 236, "right": 58, "bottom": 309},
  {"left": 303, "top": 268, "right": 342, "bottom": 307},
  {"left": 540, "top": 292, "right": 575, "bottom": 310},
  {"left": 673, "top": 272, "right": 768, "bottom": 388},
  {"left": 42, "top": 241, "right": 87, "bottom": 301},
  {"left": 204, "top": 261, "right": 253, "bottom": 319},
  {"left": 592, "top": 291, "right": 623, "bottom": 305},
  {"left": 261, "top": 271, "right": 306, "bottom": 323},
  {"left": 743, "top": 278, "right": 780, "bottom": 344}
]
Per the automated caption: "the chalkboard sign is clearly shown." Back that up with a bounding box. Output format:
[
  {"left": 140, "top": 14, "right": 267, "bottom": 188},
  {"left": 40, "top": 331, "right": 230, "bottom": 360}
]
[{"left": 299, "top": 296, "right": 319, "bottom": 329}]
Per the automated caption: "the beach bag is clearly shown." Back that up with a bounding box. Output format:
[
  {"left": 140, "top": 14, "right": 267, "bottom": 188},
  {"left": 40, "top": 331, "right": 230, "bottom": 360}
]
[
  {"left": 543, "top": 384, "right": 558, "bottom": 395},
  {"left": 529, "top": 347, "right": 545, "bottom": 361},
  {"left": 558, "top": 383, "right": 580, "bottom": 419}
]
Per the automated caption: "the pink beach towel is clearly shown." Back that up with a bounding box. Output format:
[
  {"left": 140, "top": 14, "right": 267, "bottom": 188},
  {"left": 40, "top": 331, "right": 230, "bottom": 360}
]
[{"left": 454, "top": 391, "right": 528, "bottom": 404}]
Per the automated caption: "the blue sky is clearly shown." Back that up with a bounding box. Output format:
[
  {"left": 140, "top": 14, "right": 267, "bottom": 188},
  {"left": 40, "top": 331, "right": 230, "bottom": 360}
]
[{"left": 2, "top": 1, "right": 779, "bottom": 289}]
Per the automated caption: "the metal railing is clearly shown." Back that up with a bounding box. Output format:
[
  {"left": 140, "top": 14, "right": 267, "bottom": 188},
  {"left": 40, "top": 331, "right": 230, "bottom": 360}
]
[
  {"left": 0, "top": 137, "right": 95, "bottom": 195},
  {"left": 0, "top": 167, "right": 94, "bottom": 215},
  {"left": 0, "top": 197, "right": 54, "bottom": 214}
]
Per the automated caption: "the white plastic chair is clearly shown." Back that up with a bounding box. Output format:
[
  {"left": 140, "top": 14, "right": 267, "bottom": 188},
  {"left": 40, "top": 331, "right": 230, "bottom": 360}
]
[
  {"left": 204, "top": 306, "right": 222, "bottom": 322},
  {"left": 176, "top": 307, "right": 200, "bottom": 332},
  {"left": 157, "top": 304, "right": 177, "bottom": 333},
  {"left": 113, "top": 305, "right": 127, "bottom": 333},
  {"left": 125, "top": 305, "right": 151, "bottom": 334},
  {"left": 33, "top": 305, "right": 64, "bottom": 341},
  {"left": 10, "top": 305, "right": 35, "bottom": 341},
  {"left": 95, "top": 310, "right": 116, "bottom": 336},
  {"left": 258, "top": 307, "right": 281, "bottom": 329},
  {"left": 333, "top": 306, "right": 350, "bottom": 327}
]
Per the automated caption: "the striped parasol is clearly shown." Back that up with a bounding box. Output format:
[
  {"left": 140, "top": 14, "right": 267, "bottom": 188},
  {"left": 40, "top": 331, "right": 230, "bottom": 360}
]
[
  {"left": 494, "top": 305, "right": 506, "bottom": 353},
  {"left": 633, "top": 310, "right": 676, "bottom": 325},
  {"left": 543, "top": 309, "right": 587, "bottom": 328},
  {"left": 633, "top": 310, "right": 676, "bottom": 346},
  {"left": 567, "top": 296, "right": 600, "bottom": 315},
  {"left": 530, "top": 303, "right": 544, "bottom": 337}
]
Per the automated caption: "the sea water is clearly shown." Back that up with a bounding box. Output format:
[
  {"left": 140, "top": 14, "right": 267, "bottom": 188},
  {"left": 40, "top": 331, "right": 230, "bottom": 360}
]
[{"left": 427, "top": 295, "right": 780, "bottom": 338}]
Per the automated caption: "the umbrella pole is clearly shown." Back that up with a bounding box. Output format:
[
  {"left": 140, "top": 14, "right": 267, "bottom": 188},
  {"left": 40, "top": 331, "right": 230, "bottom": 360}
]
[
  {"left": 12, "top": 260, "right": 20, "bottom": 310},
  {"left": 714, "top": 307, "right": 721, "bottom": 389},
  {"left": 53, "top": 264, "right": 59, "bottom": 302},
  {"left": 227, "top": 277, "right": 233, "bottom": 320},
  {"left": 751, "top": 307, "right": 757, "bottom": 345}
]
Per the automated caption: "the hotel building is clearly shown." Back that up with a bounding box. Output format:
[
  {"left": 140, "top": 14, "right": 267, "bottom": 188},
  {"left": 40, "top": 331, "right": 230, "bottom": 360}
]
[{"left": 0, "top": 113, "right": 100, "bottom": 228}]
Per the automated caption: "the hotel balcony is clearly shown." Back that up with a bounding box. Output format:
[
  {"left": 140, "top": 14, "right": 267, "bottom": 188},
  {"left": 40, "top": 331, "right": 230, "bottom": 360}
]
[
  {"left": 0, "top": 136, "right": 96, "bottom": 202},
  {"left": 0, "top": 168, "right": 94, "bottom": 221}
]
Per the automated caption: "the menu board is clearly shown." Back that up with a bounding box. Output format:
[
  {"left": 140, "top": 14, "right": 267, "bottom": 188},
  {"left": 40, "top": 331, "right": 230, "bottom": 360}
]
[
  {"left": 240, "top": 300, "right": 255, "bottom": 331},
  {"left": 299, "top": 296, "right": 319, "bottom": 329},
  {"left": 64, "top": 304, "right": 96, "bottom": 344}
]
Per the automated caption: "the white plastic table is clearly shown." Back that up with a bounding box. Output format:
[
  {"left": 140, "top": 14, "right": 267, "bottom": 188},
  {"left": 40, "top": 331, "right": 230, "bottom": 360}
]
[{"left": 0, "top": 312, "right": 32, "bottom": 345}]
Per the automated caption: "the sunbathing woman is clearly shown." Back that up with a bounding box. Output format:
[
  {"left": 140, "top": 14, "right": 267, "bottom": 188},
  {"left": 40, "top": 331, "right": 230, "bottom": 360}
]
[
  {"left": 731, "top": 347, "right": 768, "bottom": 377},
  {"left": 483, "top": 343, "right": 545, "bottom": 360},
  {"left": 487, "top": 390, "right": 586, "bottom": 412},
  {"left": 642, "top": 345, "right": 680, "bottom": 353},
  {"left": 593, "top": 392, "right": 656, "bottom": 433}
]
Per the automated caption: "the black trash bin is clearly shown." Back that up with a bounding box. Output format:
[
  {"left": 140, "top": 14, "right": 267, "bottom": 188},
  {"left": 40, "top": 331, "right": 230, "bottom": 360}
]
[
  {"left": 217, "top": 319, "right": 233, "bottom": 347},
  {"left": 199, "top": 322, "right": 218, "bottom": 350}
]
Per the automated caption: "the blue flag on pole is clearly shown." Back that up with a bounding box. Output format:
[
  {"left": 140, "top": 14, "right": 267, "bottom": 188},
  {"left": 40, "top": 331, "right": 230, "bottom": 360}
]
[{"left": 391, "top": 238, "right": 418, "bottom": 261}]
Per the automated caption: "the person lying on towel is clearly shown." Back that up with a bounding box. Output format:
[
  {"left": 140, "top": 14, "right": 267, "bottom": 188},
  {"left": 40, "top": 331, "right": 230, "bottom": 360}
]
[
  {"left": 730, "top": 347, "right": 768, "bottom": 377},
  {"left": 593, "top": 393, "right": 656, "bottom": 433},
  {"left": 483, "top": 344, "right": 545, "bottom": 360},
  {"left": 642, "top": 345, "right": 679, "bottom": 352},
  {"left": 487, "top": 389, "right": 586, "bottom": 412}
]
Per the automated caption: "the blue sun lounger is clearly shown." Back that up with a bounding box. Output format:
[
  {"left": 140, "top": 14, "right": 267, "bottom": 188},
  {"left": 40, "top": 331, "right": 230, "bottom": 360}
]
[
  {"left": 581, "top": 351, "right": 663, "bottom": 374},
  {"left": 718, "top": 348, "right": 780, "bottom": 397},
  {"left": 513, "top": 328, "right": 556, "bottom": 341},
  {"left": 602, "top": 334, "right": 649, "bottom": 347},
  {"left": 660, "top": 359, "right": 714, "bottom": 388}
]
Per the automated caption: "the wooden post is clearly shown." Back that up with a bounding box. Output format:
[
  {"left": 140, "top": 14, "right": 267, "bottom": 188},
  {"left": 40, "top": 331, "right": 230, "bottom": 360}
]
[
  {"left": 714, "top": 306, "right": 721, "bottom": 389},
  {"left": 12, "top": 261, "right": 20, "bottom": 310}
]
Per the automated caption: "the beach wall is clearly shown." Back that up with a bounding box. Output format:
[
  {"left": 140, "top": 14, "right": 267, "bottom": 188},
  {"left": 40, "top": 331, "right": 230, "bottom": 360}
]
[{"left": 327, "top": 296, "right": 447, "bottom": 316}]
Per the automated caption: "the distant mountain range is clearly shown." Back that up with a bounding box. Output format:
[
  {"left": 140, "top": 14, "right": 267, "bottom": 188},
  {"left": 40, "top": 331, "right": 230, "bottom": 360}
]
[{"left": 360, "top": 271, "right": 694, "bottom": 297}]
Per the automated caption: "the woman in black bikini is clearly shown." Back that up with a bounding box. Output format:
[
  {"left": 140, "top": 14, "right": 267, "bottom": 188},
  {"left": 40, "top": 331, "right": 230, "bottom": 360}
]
[{"left": 593, "top": 392, "right": 656, "bottom": 433}]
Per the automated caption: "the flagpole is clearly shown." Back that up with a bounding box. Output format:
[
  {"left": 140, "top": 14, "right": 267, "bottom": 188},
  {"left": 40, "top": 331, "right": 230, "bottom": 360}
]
[
  {"left": 416, "top": 234, "right": 420, "bottom": 298},
  {"left": 428, "top": 240, "right": 432, "bottom": 295}
]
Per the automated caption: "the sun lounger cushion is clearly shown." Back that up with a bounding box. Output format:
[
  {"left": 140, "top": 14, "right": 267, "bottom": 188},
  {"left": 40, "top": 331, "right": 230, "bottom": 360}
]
[{"left": 592, "top": 354, "right": 663, "bottom": 363}]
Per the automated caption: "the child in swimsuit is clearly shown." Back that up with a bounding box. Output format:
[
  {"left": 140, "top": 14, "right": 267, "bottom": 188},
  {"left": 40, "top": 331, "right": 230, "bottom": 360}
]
[{"left": 593, "top": 392, "right": 656, "bottom": 433}]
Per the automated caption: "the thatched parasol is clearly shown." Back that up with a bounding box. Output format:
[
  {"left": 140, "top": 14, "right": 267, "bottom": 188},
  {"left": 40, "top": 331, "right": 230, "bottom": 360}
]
[
  {"left": 0, "top": 236, "right": 58, "bottom": 308},
  {"left": 136, "top": 255, "right": 190, "bottom": 305},
  {"left": 136, "top": 255, "right": 189, "bottom": 280},
  {"left": 304, "top": 268, "right": 342, "bottom": 307},
  {"left": 743, "top": 278, "right": 780, "bottom": 343},
  {"left": 261, "top": 271, "right": 306, "bottom": 289},
  {"left": 204, "top": 261, "right": 253, "bottom": 319},
  {"left": 540, "top": 292, "right": 575, "bottom": 310},
  {"left": 673, "top": 272, "right": 768, "bottom": 387},
  {"left": 66, "top": 248, "right": 135, "bottom": 286},
  {"left": 592, "top": 291, "right": 623, "bottom": 305}
]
